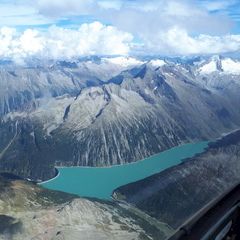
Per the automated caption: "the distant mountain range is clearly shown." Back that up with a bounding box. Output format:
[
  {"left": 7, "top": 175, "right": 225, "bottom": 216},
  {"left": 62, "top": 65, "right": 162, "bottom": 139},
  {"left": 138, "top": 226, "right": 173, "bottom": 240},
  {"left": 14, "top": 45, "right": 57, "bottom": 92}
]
[{"left": 0, "top": 56, "right": 240, "bottom": 181}]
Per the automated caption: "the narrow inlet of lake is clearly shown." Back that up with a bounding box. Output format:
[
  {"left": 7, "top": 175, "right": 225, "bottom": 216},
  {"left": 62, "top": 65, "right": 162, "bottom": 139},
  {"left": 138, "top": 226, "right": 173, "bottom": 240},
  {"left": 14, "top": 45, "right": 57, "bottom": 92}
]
[{"left": 41, "top": 141, "right": 208, "bottom": 200}]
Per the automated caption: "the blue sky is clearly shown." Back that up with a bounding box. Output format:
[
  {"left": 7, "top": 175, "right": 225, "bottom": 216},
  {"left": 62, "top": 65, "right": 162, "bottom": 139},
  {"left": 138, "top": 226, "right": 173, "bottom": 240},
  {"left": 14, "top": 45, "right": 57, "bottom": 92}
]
[
  {"left": 199, "top": 0, "right": 240, "bottom": 33},
  {"left": 0, "top": 0, "right": 239, "bottom": 30},
  {"left": 0, "top": 0, "right": 240, "bottom": 58}
]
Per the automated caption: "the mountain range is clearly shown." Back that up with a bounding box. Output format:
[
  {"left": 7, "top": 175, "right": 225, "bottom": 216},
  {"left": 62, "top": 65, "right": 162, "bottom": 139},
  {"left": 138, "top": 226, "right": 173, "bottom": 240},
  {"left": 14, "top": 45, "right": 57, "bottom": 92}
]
[{"left": 0, "top": 55, "right": 240, "bottom": 181}]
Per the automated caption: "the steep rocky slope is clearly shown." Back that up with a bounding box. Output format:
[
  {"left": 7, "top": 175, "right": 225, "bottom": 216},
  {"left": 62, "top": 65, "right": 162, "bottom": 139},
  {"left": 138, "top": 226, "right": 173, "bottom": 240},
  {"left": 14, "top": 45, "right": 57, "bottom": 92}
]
[
  {"left": 0, "top": 174, "right": 167, "bottom": 240},
  {"left": 0, "top": 57, "right": 143, "bottom": 116},
  {"left": 1, "top": 56, "right": 240, "bottom": 181},
  {"left": 113, "top": 130, "right": 240, "bottom": 229}
]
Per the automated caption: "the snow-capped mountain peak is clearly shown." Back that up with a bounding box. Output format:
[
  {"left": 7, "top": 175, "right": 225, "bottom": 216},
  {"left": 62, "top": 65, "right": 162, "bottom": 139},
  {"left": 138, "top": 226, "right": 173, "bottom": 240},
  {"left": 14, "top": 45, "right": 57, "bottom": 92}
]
[
  {"left": 199, "top": 60, "right": 218, "bottom": 74},
  {"left": 198, "top": 56, "right": 240, "bottom": 75},
  {"left": 149, "top": 59, "right": 166, "bottom": 67},
  {"left": 101, "top": 56, "right": 145, "bottom": 68},
  {"left": 221, "top": 58, "right": 240, "bottom": 74},
  {"left": 198, "top": 55, "right": 222, "bottom": 74}
]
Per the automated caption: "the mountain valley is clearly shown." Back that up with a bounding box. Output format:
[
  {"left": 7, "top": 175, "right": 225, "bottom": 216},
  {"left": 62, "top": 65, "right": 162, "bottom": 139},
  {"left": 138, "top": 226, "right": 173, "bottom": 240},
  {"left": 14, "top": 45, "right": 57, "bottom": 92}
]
[{"left": 0, "top": 56, "right": 240, "bottom": 181}]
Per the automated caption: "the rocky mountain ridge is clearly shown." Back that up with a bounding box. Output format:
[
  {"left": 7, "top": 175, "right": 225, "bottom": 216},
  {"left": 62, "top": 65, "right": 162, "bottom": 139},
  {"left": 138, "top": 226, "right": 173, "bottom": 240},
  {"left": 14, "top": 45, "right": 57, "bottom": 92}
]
[{"left": 0, "top": 56, "right": 240, "bottom": 181}]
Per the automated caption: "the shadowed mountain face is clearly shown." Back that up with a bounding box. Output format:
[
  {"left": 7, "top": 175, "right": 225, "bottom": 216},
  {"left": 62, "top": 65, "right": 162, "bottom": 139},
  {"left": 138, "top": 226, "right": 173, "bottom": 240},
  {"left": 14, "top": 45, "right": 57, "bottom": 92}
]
[
  {"left": 0, "top": 56, "right": 240, "bottom": 181},
  {"left": 113, "top": 130, "right": 240, "bottom": 229}
]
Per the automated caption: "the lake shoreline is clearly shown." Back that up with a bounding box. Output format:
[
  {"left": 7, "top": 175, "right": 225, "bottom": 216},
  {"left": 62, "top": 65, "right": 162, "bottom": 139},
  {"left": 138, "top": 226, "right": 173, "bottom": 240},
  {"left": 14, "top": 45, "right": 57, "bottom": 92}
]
[
  {"left": 40, "top": 141, "right": 209, "bottom": 199},
  {"left": 44, "top": 129, "right": 240, "bottom": 175},
  {"left": 55, "top": 141, "right": 209, "bottom": 169},
  {"left": 38, "top": 141, "right": 208, "bottom": 186},
  {"left": 37, "top": 128, "right": 240, "bottom": 188},
  {"left": 38, "top": 168, "right": 60, "bottom": 185}
]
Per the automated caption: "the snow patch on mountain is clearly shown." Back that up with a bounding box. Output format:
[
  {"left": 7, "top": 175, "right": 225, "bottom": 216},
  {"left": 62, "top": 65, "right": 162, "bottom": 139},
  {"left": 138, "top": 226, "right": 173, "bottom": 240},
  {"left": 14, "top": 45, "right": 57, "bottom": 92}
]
[
  {"left": 199, "top": 57, "right": 240, "bottom": 75},
  {"left": 102, "top": 57, "right": 144, "bottom": 68},
  {"left": 199, "top": 60, "right": 217, "bottom": 74},
  {"left": 221, "top": 58, "right": 240, "bottom": 75},
  {"left": 150, "top": 59, "right": 166, "bottom": 67}
]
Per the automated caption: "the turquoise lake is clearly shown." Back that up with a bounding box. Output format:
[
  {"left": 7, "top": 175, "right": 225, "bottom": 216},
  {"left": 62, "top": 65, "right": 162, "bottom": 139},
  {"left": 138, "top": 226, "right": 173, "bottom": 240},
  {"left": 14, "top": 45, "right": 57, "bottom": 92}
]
[{"left": 41, "top": 142, "right": 209, "bottom": 200}]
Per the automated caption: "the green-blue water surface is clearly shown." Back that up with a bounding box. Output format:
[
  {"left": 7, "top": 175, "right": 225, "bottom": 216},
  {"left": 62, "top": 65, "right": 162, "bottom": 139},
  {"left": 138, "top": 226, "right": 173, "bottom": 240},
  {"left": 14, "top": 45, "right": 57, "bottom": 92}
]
[{"left": 41, "top": 142, "right": 208, "bottom": 200}]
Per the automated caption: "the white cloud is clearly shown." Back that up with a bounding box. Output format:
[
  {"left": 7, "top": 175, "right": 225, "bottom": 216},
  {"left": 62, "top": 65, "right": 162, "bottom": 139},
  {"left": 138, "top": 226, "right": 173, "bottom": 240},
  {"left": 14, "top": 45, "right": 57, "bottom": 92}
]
[
  {"left": 163, "top": 1, "right": 203, "bottom": 17},
  {"left": 19, "top": 29, "right": 44, "bottom": 54},
  {"left": 0, "top": 0, "right": 240, "bottom": 57},
  {"left": 95, "top": 0, "right": 233, "bottom": 57},
  {"left": 144, "top": 26, "right": 240, "bottom": 55},
  {"left": 0, "top": 22, "right": 133, "bottom": 60},
  {"left": 28, "top": 0, "right": 233, "bottom": 35},
  {"left": 0, "top": 2, "right": 54, "bottom": 26},
  {"left": 35, "top": 0, "right": 95, "bottom": 17},
  {"left": 98, "top": 1, "right": 123, "bottom": 10},
  {"left": 1, "top": 23, "right": 240, "bottom": 59},
  {"left": 200, "top": 0, "right": 237, "bottom": 11}
]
